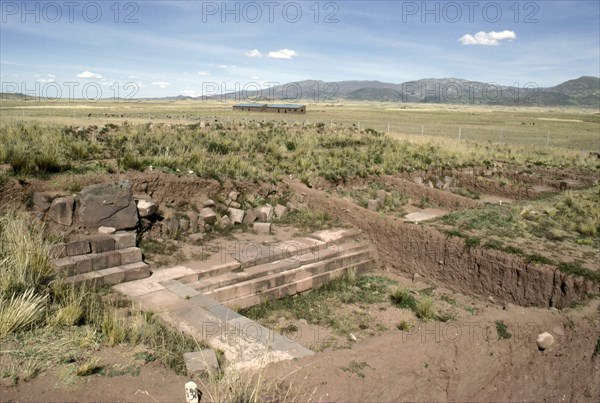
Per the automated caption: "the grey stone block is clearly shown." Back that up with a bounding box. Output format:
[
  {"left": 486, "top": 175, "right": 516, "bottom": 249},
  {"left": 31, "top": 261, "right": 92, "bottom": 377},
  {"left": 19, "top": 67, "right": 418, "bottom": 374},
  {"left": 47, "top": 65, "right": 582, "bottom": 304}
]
[
  {"left": 66, "top": 240, "right": 91, "bottom": 256},
  {"left": 184, "top": 350, "right": 219, "bottom": 377}
]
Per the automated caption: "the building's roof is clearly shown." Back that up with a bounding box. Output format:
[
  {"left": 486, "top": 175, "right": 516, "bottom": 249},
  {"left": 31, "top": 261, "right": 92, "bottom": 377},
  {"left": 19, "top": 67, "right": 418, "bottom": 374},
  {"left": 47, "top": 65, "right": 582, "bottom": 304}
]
[
  {"left": 234, "top": 103, "right": 267, "bottom": 107},
  {"left": 266, "top": 104, "right": 305, "bottom": 108}
]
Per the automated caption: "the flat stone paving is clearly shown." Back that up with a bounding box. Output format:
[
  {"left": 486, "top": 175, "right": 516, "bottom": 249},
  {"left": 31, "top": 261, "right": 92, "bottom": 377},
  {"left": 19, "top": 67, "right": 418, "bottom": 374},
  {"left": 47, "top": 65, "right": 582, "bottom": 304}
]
[{"left": 113, "top": 229, "right": 363, "bottom": 370}]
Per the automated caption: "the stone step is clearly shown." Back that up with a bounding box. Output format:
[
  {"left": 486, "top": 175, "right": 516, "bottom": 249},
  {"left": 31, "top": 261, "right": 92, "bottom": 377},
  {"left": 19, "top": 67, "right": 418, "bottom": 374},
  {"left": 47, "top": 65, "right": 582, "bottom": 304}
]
[
  {"left": 50, "top": 232, "right": 137, "bottom": 259},
  {"left": 223, "top": 258, "right": 373, "bottom": 310},
  {"left": 63, "top": 261, "right": 151, "bottom": 287},
  {"left": 234, "top": 227, "right": 361, "bottom": 269},
  {"left": 54, "top": 247, "right": 143, "bottom": 276},
  {"left": 191, "top": 243, "right": 369, "bottom": 294},
  {"left": 205, "top": 247, "right": 372, "bottom": 303}
]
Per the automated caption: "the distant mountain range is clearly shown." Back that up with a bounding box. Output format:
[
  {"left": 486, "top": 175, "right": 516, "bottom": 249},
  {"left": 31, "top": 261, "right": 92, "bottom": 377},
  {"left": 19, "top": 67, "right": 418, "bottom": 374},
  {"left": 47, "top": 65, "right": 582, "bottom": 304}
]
[
  {"left": 209, "top": 76, "right": 600, "bottom": 107},
  {"left": 2, "top": 76, "right": 598, "bottom": 107}
]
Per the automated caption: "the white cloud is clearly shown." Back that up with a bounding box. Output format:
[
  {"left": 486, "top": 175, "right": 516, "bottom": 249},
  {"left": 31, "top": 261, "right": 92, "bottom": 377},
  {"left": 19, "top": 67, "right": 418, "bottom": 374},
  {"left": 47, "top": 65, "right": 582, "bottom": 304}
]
[
  {"left": 197, "top": 71, "right": 210, "bottom": 76},
  {"left": 251, "top": 75, "right": 259, "bottom": 80},
  {"left": 459, "top": 30, "right": 517, "bottom": 46},
  {"left": 151, "top": 81, "right": 170, "bottom": 89},
  {"left": 267, "top": 49, "right": 297, "bottom": 59},
  {"left": 77, "top": 71, "right": 103, "bottom": 79},
  {"left": 128, "top": 75, "right": 139, "bottom": 79},
  {"left": 37, "top": 74, "right": 56, "bottom": 83},
  {"left": 181, "top": 89, "right": 199, "bottom": 97},
  {"left": 218, "top": 64, "right": 236, "bottom": 69},
  {"left": 245, "top": 49, "right": 262, "bottom": 58}
]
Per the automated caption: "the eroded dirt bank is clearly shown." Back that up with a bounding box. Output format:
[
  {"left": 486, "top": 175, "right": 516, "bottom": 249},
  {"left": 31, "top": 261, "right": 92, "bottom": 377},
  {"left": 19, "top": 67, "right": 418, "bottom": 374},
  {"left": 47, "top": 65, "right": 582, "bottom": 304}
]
[{"left": 288, "top": 180, "right": 600, "bottom": 309}]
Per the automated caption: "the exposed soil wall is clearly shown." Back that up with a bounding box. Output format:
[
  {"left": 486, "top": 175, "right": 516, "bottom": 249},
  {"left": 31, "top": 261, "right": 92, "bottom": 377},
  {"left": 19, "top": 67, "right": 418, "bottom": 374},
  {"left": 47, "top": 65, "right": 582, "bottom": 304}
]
[{"left": 289, "top": 180, "right": 600, "bottom": 308}]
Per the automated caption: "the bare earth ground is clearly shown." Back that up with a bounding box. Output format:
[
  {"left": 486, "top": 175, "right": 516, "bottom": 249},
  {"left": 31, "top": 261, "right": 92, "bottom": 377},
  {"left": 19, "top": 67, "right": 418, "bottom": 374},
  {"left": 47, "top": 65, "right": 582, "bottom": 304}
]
[{"left": 1, "top": 169, "right": 599, "bottom": 402}]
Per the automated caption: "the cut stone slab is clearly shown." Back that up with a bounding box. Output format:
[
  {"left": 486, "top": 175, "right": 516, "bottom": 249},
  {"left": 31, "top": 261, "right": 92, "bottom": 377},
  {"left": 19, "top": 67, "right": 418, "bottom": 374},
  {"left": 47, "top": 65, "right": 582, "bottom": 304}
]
[
  {"left": 367, "top": 199, "right": 379, "bottom": 211},
  {"left": 49, "top": 243, "right": 67, "bottom": 259},
  {"left": 77, "top": 181, "right": 138, "bottom": 230},
  {"left": 403, "top": 211, "right": 444, "bottom": 223},
  {"left": 257, "top": 205, "right": 274, "bottom": 222},
  {"left": 66, "top": 240, "right": 91, "bottom": 256},
  {"left": 118, "top": 247, "right": 142, "bottom": 265},
  {"left": 228, "top": 208, "right": 245, "bottom": 224},
  {"left": 228, "top": 191, "right": 240, "bottom": 201},
  {"left": 112, "top": 231, "right": 136, "bottom": 249},
  {"left": 274, "top": 204, "right": 288, "bottom": 219},
  {"left": 200, "top": 208, "right": 217, "bottom": 225},
  {"left": 219, "top": 215, "right": 233, "bottom": 229},
  {"left": 242, "top": 208, "right": 258, "bottom": 225},
  {"left": 253, "top": 222, "right": 271, "bottom": 234},
  {"left": 90, "top": 237, "right": 116, "bottom": 254},
  {"left": 48, "top": 196, "right": 75, "bottom": 226}
]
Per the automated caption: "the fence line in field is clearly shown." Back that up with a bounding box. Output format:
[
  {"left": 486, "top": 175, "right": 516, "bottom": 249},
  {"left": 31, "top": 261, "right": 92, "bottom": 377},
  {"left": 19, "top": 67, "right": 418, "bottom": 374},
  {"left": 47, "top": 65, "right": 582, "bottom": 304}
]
[{"left": 9, "top": 109, "right": 598, "bottom": 151}]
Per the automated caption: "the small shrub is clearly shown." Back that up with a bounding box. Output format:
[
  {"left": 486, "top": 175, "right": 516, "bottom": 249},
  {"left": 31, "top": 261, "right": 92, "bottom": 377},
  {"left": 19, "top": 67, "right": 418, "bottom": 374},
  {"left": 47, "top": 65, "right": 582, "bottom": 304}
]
[
  {"left": 415, "top": 297, "right": 435, "bottom": 320},
  {"left": 390, "top": 288, "right": 416, "bottom": 310},
  {"left": 396, "top": 320, "right": 412, "bottom": 331},
  {"left": 495, "top": 320, "right": 512, "bottom": 340}
]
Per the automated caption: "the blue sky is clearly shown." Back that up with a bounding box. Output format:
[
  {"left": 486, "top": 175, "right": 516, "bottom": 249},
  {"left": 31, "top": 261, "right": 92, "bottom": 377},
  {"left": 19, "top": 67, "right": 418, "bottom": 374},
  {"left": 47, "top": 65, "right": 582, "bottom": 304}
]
[{"left": 1, "top": 0, "right": 599, "bottom": 98}]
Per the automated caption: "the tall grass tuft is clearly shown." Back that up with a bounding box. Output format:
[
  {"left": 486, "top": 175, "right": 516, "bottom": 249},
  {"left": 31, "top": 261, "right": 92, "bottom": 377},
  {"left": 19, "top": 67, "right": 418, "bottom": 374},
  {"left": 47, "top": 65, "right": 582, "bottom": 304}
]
[
  {"left": 0, "top": 208, "right": 57, "bottom": 294},
  {"left": 0, "top": 289, "right": 47, "bottom": 338}
]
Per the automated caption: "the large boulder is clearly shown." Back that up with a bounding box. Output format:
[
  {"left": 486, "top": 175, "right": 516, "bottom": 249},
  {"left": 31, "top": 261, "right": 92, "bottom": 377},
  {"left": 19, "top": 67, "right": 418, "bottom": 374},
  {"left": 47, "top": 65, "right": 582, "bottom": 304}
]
[{"left": 77, "top": 182, "right": 138, "bottom": 230}]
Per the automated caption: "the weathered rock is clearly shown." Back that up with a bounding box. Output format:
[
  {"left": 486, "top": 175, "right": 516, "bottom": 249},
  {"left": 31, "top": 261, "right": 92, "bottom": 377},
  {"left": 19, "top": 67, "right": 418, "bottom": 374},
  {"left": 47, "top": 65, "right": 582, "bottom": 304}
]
[
  {"left": 435, "top": 180, "right": 444, "bottom": 189},
  {"left": 246, "top": 193, "right": 256, "bottom": 204},
  {"left": 228, "top": 208, "right": 245, "bottom": 224},
  {"left": 165, "top": 218, "right": 179, "bottom": 236},
  {"left": 179, "top": 218, "right": 190, "bottom": 232},
  {"left": 32, "top": 192, "right": 51, "bottom": 217},
  {"left": 188, "top": 212, "right": 198, "bottom": 233},
  {"left": 257, "top": 205, "right": 274, "bottom": 222},
  {"left": 367, "top": 199, "right": 379, "bottom": 211},
  {"left": 376, "top": 189, "right": 387, "bottom": 206},
  {"left": 77, "top": 182, "right": 138, "bottom": 230},
  {"left": 188, "top": 233, "right": 205, "bottom": 243},
  {"left": 228, "top": 191, "right": 240, "bottom": 201},
  {"left": 200, "top": 207, "right": 217, "bottom": 225},
  {"left": 48, "top": 196, "right": 75, "bottom": 226},
  {"left": 229, "top": 201, "right": 241, "bottom": 209},
  {"left": 184, "top": 349, "right": 219, "bottom": 378},
  {"left": 136, "top": 199, "right": 158, "bottom": 218},
  {"left": 243, "top": 208, "right": 258, "bottom": 225},
  {"left": 413, "top": 176, "right": 423, "bottom": 185},
  {"left": 253, "top": 222, "right": 271, "bottom": 234},
  {"left": 427, "top": 180, "right": 434, "bottom": 189},
  {"left": 202, "top": 199, "right": 215, "bottom": 207},
  {"left": 274, "top": 204, "right": 289, "bottom": 219},
  {"left": 219, "top": 215, "right": 232, "bottom": 229},
  {"left": 98, "top": 226, "right": 116, "bottom": 234},
  {"left": 536, "top": 332, "right": 555, "bottom": 350}
]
